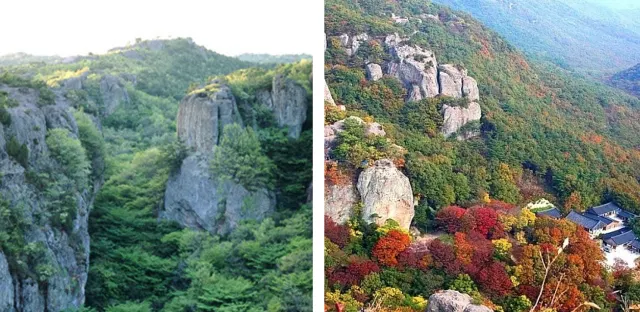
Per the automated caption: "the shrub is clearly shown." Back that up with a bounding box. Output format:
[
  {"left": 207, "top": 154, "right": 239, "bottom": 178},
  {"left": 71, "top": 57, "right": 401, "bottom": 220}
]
[
  {"left": 74, "top": 111, "right": 105, "bottom": 179},
  {"left": 6, "top": 136, "right": 29, "bottom": 168},
  {"left": 210, "top": 124, "right": 274, "bottom": 191},
  {"left": 46, "top": 128, "right": 91, "bottom": 189}
]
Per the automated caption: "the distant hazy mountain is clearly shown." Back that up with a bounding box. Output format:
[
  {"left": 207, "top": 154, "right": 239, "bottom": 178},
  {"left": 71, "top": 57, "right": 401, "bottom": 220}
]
[
  {"left": 236, "top": 53, "right": 311, "bottom": 64},
  {"left": 0, "top": 52, "right": 70, "bottom": 67},
  {"left": 433, "top": 0, "right": 640, "bottom": 75}
]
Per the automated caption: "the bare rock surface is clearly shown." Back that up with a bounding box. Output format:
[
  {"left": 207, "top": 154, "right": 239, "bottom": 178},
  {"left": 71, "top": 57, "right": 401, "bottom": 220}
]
[
  {"left": 441, "top": 101, "right": 481, "bottom": 139},
  {"left": 366, "top": 63, "right": 383, "bottom": 81},
  {"left": 357, "top": 159, "right": 414, "bottom": 229},
  {"left": 426, "top": 290, "right": 493, "bottom": 312},
  {"left": 0, "top": 84, "right": 102, "bottom": 311},
  {"left": 176, "top": 85, "right": 242, "bottom": 153}
]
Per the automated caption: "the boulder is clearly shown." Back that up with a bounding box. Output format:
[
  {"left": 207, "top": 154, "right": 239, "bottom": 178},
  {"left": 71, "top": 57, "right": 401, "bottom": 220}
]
[
  {"left": 357, "top": 159, "right": 414, "bottom": 229},
  {"left": 441, "top": 102, "right": 481, "bottom": 139},
  {"left": 366, "top": 63, "right": 383, "bottom": 81},
  {"left": 387, "top": 44, "right": 439, "bottom": 101},
  {"left": 426, "top": 290, "right": 493, "bottom": 312},
  {"left": 344, "top": 33, "right": 369, "bottom": 56},
  {"left": 162, "top": 153, "right": 276, "bottom": 235},
  {"left": 325, "top": 181, "right": 359, "bottom": 224},
  {"left": 177, "top": 84, "right": 242, "bottom": 153}
]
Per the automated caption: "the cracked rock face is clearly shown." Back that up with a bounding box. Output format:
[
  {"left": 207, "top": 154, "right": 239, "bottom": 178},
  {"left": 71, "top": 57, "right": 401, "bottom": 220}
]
[
  {"left": 164, "top": 85, "right": 275, "bottom": 235},
  {"left": 0, "top": 84, "right": 102, "bottom": 312},
  {"left": 269, "top": 74, "right": 308, "bottom": 139},
  {"left": 162, "top": 153, "right": 275, "bottom": 235},
  {"left": 387, "top": 44, "right": 439, "bottom": 101},
  {"left": 357, "top": 159, "right": 414, "bottom": 229},
  {"left": 325, "top": 180, "right": 359, "bottom": 224},
  {"left": 176, "top": 85, "right": 242, "bottom": 153},
  {"left": 441, "top": 102, "right": 482, "bottom": 139},
  {"left": 426, "top": 290, "right": 493, "bottom": 312}
]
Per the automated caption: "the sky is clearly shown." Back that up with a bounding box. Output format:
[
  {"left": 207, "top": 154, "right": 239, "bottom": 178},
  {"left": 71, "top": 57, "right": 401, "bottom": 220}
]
[{"left": 0, "top": 0, "right": 316, "bottom": 57}]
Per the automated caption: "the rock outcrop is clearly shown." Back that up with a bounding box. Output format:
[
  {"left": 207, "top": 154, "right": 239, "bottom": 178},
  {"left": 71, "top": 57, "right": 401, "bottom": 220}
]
[
  {"left": 324, "top": 80, "right": 336, "bottom": 105},
  {"left": 387, "top": 43, "right": 439, "bottom": 101},
  {"left": 426, "top": 290, "right": 493, "bottom": 312},
  {"left": 176, "top": 84, "right": 242, "bottom": 153},
  {"left": 366, "top": 63, "right": 383, "bottom": 81},
  {"left": 256, "top": 75, "right": 309, "bottom": 139},
  {"left": 441, "top": 102, "right": 481, "bottom": 139},
  {"left": 340, "top": 33, "right": 369, "bottom": 56},
  {"left": 357, "top": 159, "right": 414, "bottom": 229},
  {"left": 99, "top": 75, "right": 130, "bottom": 117},
  {"left": 162, "top": 153, "right": 275, "bottom": 235},
  {"left": 0, "top": 84, "right": 103, "bottom": 311},
  {"left": 325, "top": 180, "right": 359, "bottom": 224},
  {"left": 163, "top": 85, "right": 275, "bottom": 235}
]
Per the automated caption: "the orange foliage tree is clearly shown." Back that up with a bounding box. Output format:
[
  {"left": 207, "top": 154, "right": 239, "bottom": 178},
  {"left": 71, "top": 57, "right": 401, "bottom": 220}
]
[{"left": 372, "top": 229, "right": 411, "bottom": 267}]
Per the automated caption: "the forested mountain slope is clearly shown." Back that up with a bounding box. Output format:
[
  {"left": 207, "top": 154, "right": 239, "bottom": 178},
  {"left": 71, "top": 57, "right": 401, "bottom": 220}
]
[
  {"left": 431, "top": 0, "right": 640, "bottom": 75},
  {"left": 324, "top": 0, "right": 640, "bottom": 310},
  {"left": 1, "top": 38, "right": 312, "bottom": 311},
  {"left": 610, "top": 63, "right": 640, "bottom": 98}
]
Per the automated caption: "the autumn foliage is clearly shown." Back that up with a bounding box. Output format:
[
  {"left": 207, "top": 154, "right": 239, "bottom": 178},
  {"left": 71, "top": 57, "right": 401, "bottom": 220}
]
[
  {"left": 372, "top": 229, "right": 411, "bottom": 267},
  {"left": 325, "top": 216, "right": 350, "bottom": 248}
]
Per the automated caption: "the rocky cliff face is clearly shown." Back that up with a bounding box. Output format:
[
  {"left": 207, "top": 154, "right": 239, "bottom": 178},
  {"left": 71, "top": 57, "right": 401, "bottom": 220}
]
[
  {"left": 255, "top": 75, "right": 309, "bottom": 139},
  {"left": 335, "top": 32, "right": 482, "bottom": 139},
  {"left": 176, "top": 84, "right": 242, "bottom": 153},
  {"left": 324, "top": 117, "right": 414, "bottom": 229},
  {"left": 357, "top": 159, "right": 414, "bottom": 229},
  {"left": 426, "top": 290, "right": 493, "bottom": 312},
  {"left": 0, "top": 84, "right": 102, "bottom": 311},
  {"left": 163, "top": 85, "right": 275, "bottom": 235}
]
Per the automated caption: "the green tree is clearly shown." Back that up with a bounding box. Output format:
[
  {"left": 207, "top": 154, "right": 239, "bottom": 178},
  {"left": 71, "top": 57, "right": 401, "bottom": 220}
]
[
  {"left": 210, "top": 124, "right": 274, "bottom": 191},
  {"left": 196, "top": 274, "right": 256, "bottom": 312},
  {"left": 46, "top": 128, "right": 91, "bottom": 189}
]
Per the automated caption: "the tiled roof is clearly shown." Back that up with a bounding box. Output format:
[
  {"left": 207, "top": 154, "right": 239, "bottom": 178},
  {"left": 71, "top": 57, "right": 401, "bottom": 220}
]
[
  {"left": 601, "top": 227, "right": 632, "bottom": 240},
  {"left": 536, "top": 207, "right": 562, "bottom": 219},
  {"left": 565, "top": 210, "right": 605, "bottom": 231},
  {"left": 584, "top": 212, "right": 616, "bottom": 225},
  {"left": 618, "top": 209, "right": 637, "bottom": 219},
  {"left": 588, "top": 202, "right": 622, "bottom": 216},
  {"left": 604, "top": 230, "right": 637, "bottom": 247}
]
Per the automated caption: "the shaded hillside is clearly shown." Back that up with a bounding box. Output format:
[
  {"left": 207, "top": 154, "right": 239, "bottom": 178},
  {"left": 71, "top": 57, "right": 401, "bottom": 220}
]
[
  {"left": 610, "top": 63, "right": 640, "bottom": 97},
  {"left": 432, "top": 0, "right": 640, "bottom": 75}
]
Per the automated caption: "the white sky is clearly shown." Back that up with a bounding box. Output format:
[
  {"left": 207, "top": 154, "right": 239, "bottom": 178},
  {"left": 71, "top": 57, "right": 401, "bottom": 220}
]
[{"left": 0, "top": 0, "right": 316, "bottom": 57}]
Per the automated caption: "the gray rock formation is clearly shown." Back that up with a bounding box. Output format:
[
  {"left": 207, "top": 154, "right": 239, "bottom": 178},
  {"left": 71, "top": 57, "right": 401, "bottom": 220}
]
[
  {"left": 340, "top": 33, "right": 369, "bottom": 56},
  {"left": 441, "top": 102, "right": 481, "bottom": 139},
  {"left": 255, "top": 75, "right": 309, "bottom": 139},
  {"left": 176, "top": 85, "right": 242, "bottom": 153},
  {"left": 438, "top": 64, "right": 465, "bottom": 98},
  {"left": 426, "top": 290, "right": 493, "bottom": 312},
  {"left": 269, "top": 75, "right": 308, "bottom": 138},
  {"left": 324, "top": 80, "right": 336, "bottom": 106},
  {"left": 0, "top": 84, "right": 102, "bottom": 311},
  {"left": 366, "top": 63, "right": 383, "bottom": 81},
  {"left": 162, "top": 153, "right": 275, "bottom": 235},
  {"left": 462, "top": 76, "right": 479, "bottom": 102},
  {"left": 357, "top": 159, "right": 414, "bottom": 229},
  {"left": 325, "top": 180, "right": 359, "bottom": 224},
  {"left": 324, "top": 117, "right": 385, "bottom": 157},
  {"left": 164, "top": 84, "right": 275, "bottom": 235},
  {"left": 99, "top": 75, "right": 130, "bottom": 117},
  {"left": 387, "top": 44, "right": 439, "bottom": 101}
]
